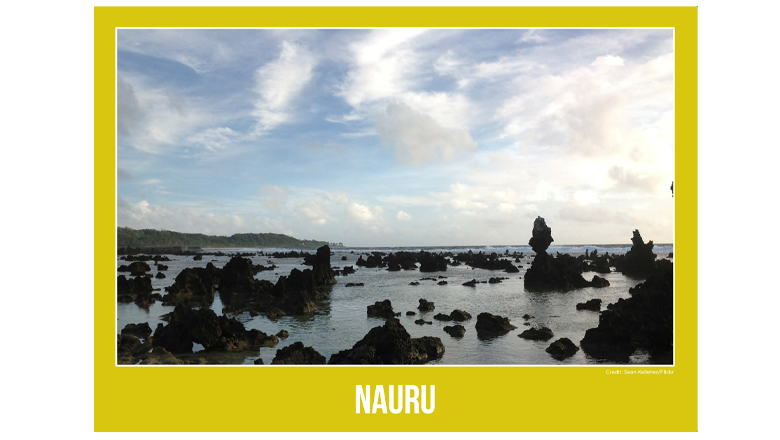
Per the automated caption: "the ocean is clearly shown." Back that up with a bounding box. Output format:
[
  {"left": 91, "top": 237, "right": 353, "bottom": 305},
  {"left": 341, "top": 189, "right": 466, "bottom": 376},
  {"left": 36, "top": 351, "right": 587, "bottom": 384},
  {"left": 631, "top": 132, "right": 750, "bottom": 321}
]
[{"left": 117, "top": 244, "right": 673, "bottom": 365}]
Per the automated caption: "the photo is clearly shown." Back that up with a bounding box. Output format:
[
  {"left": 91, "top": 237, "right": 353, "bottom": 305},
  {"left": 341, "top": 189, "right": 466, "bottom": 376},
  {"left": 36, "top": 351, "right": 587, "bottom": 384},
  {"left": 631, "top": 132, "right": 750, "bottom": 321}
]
[{"left": 116, "top": 28, "right": 674, "bottom": 366}]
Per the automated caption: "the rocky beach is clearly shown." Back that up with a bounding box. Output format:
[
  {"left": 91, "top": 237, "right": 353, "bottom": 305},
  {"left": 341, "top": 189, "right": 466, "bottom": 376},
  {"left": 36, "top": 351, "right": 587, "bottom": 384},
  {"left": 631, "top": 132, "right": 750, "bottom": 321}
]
[{"left": 117, "top": 217, "right": 673, "bottom": 366}]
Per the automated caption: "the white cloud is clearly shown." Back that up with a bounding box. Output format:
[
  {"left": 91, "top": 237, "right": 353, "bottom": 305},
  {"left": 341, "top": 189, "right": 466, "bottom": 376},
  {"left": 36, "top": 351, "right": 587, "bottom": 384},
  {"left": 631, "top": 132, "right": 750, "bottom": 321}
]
[
  {"left": 396, "top": 210, "right": 411, "bottom": 221},
  {"left": 558, "top": 201, "right": 612, "bottom": 223},
  {"left": 375, "top": 102, "right": 477, "bottom": 165},
  {"left": 186, "top": 127, "right": 239, "bottom": 152},
  {"left": 297, "top": 199, "right": 331, "bottom": 225},
  {"left": 118, "top": 198, "right": 248, "bottom": 235},
  {"left": 253, "top": 41, "right": 315, "bottom": 133},
  {"left": 591, "top": 55, "right": 625, "bottom": 67},
  {"left": 142, "top": 179, "right": 161, "bottom": 185},
  {"left": 117, "top": 76, "right": 144, "bottom": 137},
  {"left": 609, "top": 165, "right": 664, "bottom": 193}
]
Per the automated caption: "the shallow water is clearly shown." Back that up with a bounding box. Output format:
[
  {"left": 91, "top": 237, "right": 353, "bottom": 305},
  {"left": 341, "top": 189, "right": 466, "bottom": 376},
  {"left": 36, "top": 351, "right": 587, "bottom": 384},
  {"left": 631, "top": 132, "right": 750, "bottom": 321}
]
[{"left": 117, "top": 245, "right": 673, "bottom": 365}]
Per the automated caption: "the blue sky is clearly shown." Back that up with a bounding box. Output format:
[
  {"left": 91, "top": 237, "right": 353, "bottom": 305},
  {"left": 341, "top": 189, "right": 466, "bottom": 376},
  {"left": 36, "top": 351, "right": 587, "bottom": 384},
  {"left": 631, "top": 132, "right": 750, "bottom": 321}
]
[{"left": 117, "top": 28, "right": 674, "bottom": 247}]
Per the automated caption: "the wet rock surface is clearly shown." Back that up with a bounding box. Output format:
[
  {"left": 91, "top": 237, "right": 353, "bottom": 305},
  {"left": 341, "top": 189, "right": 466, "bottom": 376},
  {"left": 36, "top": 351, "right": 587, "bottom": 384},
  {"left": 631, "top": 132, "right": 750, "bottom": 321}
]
[
  {"left": 443, "top": 324, "right": 466, "bottom": 338},
  {"left": 328, "top": 318, "right": 444, "bottom": 364},
  {"left": 271, "top": 341, "right": 326, "bottom": 365},
  {"left": 546, "top": 338, "right": 580, "bottom": 360},
  {"left": 367, "top": 299, "right": 400, "bottom": 318},
  {"left": 475, "top": 312, "right": 517, "bottom": 338},
  {"left": 576, "top": 298, "right": 602, "bottom": 311},
  {"left": 581, "top": 260, "right": 673, "bottom": 362},
  {"left": 518, "top": 327, "right": 554, "bottom": 341}
]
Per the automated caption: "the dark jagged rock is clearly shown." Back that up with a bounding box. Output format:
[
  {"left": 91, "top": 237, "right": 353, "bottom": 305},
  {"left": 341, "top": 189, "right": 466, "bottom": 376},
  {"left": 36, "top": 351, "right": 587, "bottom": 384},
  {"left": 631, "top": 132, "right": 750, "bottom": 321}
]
[
  {"left": 488, "top": 277, "right": 504, "bottom": 284},
  {"left": 581, "top": 260, "right": 673, "bottom": 362},
  {"left": 341, "top": 256, "right": 347, "bottom": 261},
  {"left": 117, "top": 334, "right": 152, "bottom": 364},
  {"left": 311, "top": 245, "right": 337, "bottom": 285},
  {"left": 367, "top": 299, "right": 400, "bottom": 319},
  {"left": 449, "top": 310, "right": 472, "bottom": 321},
  {"left": 345, "top": 282, "right": 364, "bottom": 287},
  {"left": 417, "top": 299, "right": 435, "bottom": 311},
  {"left": 529, "top": 216, "right": 553, "bottom": 253},
  {"left": 613, "top": 230, "right": 658, "bottom": 278},
  {"left": 414, "top": 319, "right": 432, "bottom": 325},
  {"left": 276, "top": 330, "right": 289, "bottom": 339},
  {"left": 518, "top": 327, "right": 554, "bottom": 341},
  {"left": 121, "top": 322, "right": 152, "bottom": 339},
  {"left": 156, "top": 264, "right": 168, "bottom": 271},
  {"left": 328, "top": 318, "right": 444, "bottom": 364},
  {"left": 193, "top": 254, "right": 203, "bottom": 261},
  {"left": 475, "top": 312, "right": 517, "bottom": 338},
  {"left": 271, "top": 342, "right": 326, "bottom": 365},
  {"left": 525, "top": 252, "right": 592, "bottom": 291},
  {"left": 418, "top": 253, "right": 448, "bottom": 272},
  {"left": 342, "top": 266, "right": 356, "bottom": 275},
  {"left": 433, "top": 313, "right": 452, "bottom": 321},
  {"left": 117, "top": 275, "right": 152, "bottom": 297},
  {"left": 453, "top": 251, "right": 519, "bottom": 273},
  {"left": 254, "top": 358, "right": 265, "bottom": 365},
  {"left": 546, "top": 338, "right": 580, "bottom": 360},
  {"left": 462, "top": 279, "right": 477, "bottom": 287},
  {"left": 161, "top": 267, "right": 217, "bottom": 306},
  {"left": 443, "top": 325, "right": 466, "bottom": 338},
  {"left": 406, "top": 311, "right": 416, "bottom": 316},
  {"left": 590, "top": 275, "right": 610, "bottom": 287},
  {"left": 437, "top": 280, "right": 448, "bottom": 285},
  {"left": 409, "top": 281, "right": 420, "bottom": 286},
  {"left": 576, "top": 298, "right": 602, "bottom": 311},
  {"left": 117, "top": 261, "right": 151, "bottom": 276},
  {"left": 155, "top": 272, "right": 166, "bottom": 279},
  {"left": 151, "top": 305, "right": 278, "bottom": 353},
  {"left": 522, "top": 314, "right": 534, "bottom": 320},
  {"left": 139, "top": 346, "right": 183, "bottom": 365}
]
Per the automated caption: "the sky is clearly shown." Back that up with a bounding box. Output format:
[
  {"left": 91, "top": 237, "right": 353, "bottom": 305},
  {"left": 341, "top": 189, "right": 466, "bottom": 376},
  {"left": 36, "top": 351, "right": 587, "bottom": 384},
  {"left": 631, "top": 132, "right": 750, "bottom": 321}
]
[{"left": 116, "top": 28, "right": 674, "bottom": 247}]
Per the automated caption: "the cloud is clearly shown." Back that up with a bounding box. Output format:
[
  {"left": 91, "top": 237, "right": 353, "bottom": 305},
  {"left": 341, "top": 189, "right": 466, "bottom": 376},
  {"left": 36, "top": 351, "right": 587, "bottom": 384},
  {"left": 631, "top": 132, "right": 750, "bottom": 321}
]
[
  {"left": 608, "top": 166, "right": 664, "bottom": 193},
  {"left": 253, "top": 41, "right": 315, "bottom": 133},
  {"left": 297, "top": 199, "right": 331, "bottom": 225},
  {"left": 142, "top": 179, "right": 161, "bottom": 185},
  {"left": 396, "top": 210, "right": 411, "bottom": 221},
  {"left": 348, "top": 202, "right": 381, "bottom": 222},
  {"left": 518, "top": 30, "right": 546, "bottom": 44},
  {"left": 591, "top": 55, "right": 625, "bottom": 67},
  {"left": 258, "top": 185, "right": 290, "bottom": 211},
  {"left": 558, "top": 202, "right": 612, "bottom": 223},
  {"left": 186, "top": 127, "right": 239, "bottom": 152},
  {"left": 118, "top": 198, "right": 248, "bottom": 235},
  {"left": 375, "top": 102, "right": 477, "bottom": 165},
  {"left": 117, "top": 76, "right": 144, "bottom": 137}
]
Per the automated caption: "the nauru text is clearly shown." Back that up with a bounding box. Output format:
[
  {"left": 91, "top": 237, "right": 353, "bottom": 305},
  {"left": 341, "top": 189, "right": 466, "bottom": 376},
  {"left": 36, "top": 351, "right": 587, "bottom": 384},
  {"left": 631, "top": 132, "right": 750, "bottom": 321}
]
[{"left": 356, "top": 385, "right": 435, "bottom": 414}]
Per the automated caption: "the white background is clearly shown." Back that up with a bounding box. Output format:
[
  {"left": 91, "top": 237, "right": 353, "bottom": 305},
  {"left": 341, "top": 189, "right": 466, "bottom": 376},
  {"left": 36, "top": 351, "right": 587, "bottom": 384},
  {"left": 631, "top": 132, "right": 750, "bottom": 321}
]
[{"left": 2, "top": 0, "right": 776, "bottom": 437}]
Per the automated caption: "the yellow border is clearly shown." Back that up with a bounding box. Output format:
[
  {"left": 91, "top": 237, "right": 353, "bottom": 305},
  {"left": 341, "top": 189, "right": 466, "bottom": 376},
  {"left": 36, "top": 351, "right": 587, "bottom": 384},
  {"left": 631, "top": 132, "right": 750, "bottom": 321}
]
[{"left": 95, "top": 7, "right": 697, "bottom": 432}]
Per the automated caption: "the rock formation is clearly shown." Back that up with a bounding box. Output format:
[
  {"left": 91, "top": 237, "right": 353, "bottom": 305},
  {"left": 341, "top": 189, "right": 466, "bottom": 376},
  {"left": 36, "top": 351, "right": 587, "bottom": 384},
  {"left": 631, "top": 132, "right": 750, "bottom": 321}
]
[
  {"left": 328, "top": 317, "right": 444, "bottom": 364},
  {"left": 271, "top": 342, "right": 326, "bottom": 365}
]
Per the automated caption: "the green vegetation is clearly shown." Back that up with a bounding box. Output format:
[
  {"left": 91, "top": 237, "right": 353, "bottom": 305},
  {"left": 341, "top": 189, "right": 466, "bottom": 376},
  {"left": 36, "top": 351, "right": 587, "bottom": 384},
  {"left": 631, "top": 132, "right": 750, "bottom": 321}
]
[{"left": 117, "top": 227, "right": 343, "bottom": 249}]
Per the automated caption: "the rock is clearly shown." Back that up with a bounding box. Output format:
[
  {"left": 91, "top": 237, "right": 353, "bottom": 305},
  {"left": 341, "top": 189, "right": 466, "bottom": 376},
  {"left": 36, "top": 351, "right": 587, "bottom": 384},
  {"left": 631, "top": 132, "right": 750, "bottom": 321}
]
[
  {"left": 193, "top": 254, "right": 203, "bottom": 261},
  {"left": 443, "top": 325, "right": 466, "bottom": 338},
  {"left": 341, "top": 256, "right": 347, "bottom": 261},
  {"left": 311, "top": 245, "right": 337, "bottom": 285},
  {"left": 157, "top": 264, "right": 168, "bottom": 271},
  {"left": 518, "top": 327, "right": 554, "bottom": 341},
  {"left": 328, "top": 318, "right": 444, "bottom": 364},
  {"left": 271, "top": 341, "right": 326, "bottom": 365},
  {"left": 433, "top": 313, "right": 452, "bottom": 321},
  {"left": 155, "top": 272, "right": 166, "bottom": 279},
  {"left": 581, "top": 260, "right": 673, "bottom": 361},
  {"left": 475, "top": 312, "right": 517, "bottom": 338},
  {"left": 613, "top": 230, "right": 658, "bottom": 278},
  {"left": 488, "top": 277, "right": 503, "bottom": 284},
  {"left": 117, "top": 333, "right": 151, "bottom": 364},
  {"left": 668, "top": 252, "right": 673, "bottom": 258},
  {"left": 409, "top": 281, "right": 420, "bottom": 286},
  {"left": 546, "top": 338, "right": 580, "bottom": 360},
  {"left": 162, "top": 267, "right": 217, "bottom": 306},
  {"left": 345, "top": 282, "right": 364, "bottom": 287},
  {"left": 267, "top": 308, "right": 286, "bottom": 320},
  {"left": 462, "top": 279, "right": 477, "bottom": 287},
  {"left": 276, "top": 330, "right": 289, "bottom": 339},
  {"left": 367, "top": 299, "right": 400, "bottom": 319},
  {"left": 522, "top": 314, "right": 534, "bottom": 320},
  {"left": 254, "top": 358, "right": 265, "bottom": 365},
  {"left": 576, "top": 298, "right": 602, "bottom": 311},
  {"left": 139, "top": 346, "right": 184, "bottom": 365},
  {"left": 590, "top": 275, "right": 610, "bottom": 287},
  {"left": 529, "top": 216, "right": 553, "bottom": 253},
  {"left": 417, "top": 299, "right": 435, "bottom": 311},
  {"left": 121, "top": 322, "right": 152, "bottom": 339},
  {"left": 452, "top": 252, "right": 519, "bottom": 273},
  {"left": 449, "top": 309, "right": 472, "bottom": 321},
  {"left": 437, "top": 280, "right": 448, "bottom": 285},
  {"left": 418, "top": 253, "right": 448, "bottom": 272},
  {"left": 117, "top": 275, "right": 153, "bottom": 297},
  {"left": 151, "top": 305, "right": 279, "bottom": 353},
  {"left": 414, "top": 319, "right": 432, "bottom": 325},
  {"left": 406, "top": 311, "right": 416, "bottom": 316}
]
